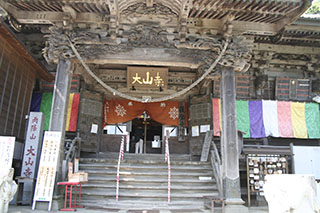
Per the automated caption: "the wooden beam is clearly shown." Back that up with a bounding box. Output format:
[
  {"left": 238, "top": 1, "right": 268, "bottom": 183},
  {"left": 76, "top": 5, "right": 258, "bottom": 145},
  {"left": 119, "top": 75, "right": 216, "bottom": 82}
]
[
  {"left": 1, "top": 4, "right": 104, "bottom": 25},
  {"left": 0, "top": 19, "right": 53, "bottom": 81},
  {"left": 189, "top": 19, "right": 281, "bottom": 35},
  {"left": 179, "top": 0, "right": 193, "bottom": 42},
  {"left": 252, "top": 43, "right": 320, "bottom": 55}
]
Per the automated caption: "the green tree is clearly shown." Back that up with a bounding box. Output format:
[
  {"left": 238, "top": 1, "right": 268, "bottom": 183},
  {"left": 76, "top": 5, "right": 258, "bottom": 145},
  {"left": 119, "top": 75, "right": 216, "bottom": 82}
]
[{"left": 305, "top": 0, "right": 320, "bottom": 14}]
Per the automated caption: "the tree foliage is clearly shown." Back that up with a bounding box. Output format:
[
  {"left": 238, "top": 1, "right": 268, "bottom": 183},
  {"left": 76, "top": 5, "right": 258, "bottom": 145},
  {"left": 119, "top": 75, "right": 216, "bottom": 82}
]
[{"left": 305, "top": 0, "right": 320, "bottom": 14}]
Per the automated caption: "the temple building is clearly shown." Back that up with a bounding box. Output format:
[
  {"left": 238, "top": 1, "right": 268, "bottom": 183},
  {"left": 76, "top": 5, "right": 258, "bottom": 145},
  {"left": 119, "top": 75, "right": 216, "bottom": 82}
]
[{"left": 0, "top": 0, "right": 320, "bottom": 212}]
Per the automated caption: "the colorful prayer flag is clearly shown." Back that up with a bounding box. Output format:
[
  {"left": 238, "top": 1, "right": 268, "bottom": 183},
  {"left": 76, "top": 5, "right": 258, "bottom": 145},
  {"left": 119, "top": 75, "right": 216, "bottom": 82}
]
[
  {"left": 31, "top": 93, "right": 80, "bottom": 132},
  {"left": 249, "top": 101, "right": 266, "bottom": 138},
  {"left": 262, "top": 100, "right": 279, "bottom": 137},
  {"left": 212, "top": 98, "right": 221, "bottom": 136},
  {"left": 305, "top": 103, "right": 320, "bottom": 138},
  {"left": 66, "top": 93, "right": 80, "bottom": 132},
  {"left": 236, "top": 100, "right": 250, "bottom": 138},
  {"left": 291, "top": 102, "right": 308, "bottom": 138},
  {"left": 277, "top": 101, "right": 294, "bottom": 138}
]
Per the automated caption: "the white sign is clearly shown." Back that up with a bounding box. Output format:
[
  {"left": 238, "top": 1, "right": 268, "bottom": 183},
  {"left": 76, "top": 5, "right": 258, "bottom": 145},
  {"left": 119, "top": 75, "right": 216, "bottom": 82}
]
[
  {"left": 90, "top": 123, "right": 98, "bottom": 134},
  {"left": 0, "top": 136, "right": 15, "bottom": 171},
  {"left": 292, "top": 146, "right": 320, "bottom": 179},
  {"left": 32, "top": 131, "right": 62, "bottom": 211},
  {"left": 200, "top": 125, "right": 210, "bottom": 133},
  {"left": 21, "top": 112, "right": 44, "bottom": 179},
  {"left": 192, "top": 126, "right": 199, "bottom": 137}
]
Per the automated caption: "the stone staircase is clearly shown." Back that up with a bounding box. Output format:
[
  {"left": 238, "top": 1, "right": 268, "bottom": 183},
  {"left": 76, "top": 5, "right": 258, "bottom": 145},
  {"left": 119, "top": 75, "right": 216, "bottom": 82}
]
[{"left": 79, "top": 153, "right": 219, "bottom": 211}]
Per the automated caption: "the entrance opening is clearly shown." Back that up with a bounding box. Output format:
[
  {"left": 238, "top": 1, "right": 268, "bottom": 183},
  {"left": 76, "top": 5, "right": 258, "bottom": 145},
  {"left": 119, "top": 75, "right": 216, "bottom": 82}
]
[{"left": 130, "top": 113, "right": 162, "bottom": 154}]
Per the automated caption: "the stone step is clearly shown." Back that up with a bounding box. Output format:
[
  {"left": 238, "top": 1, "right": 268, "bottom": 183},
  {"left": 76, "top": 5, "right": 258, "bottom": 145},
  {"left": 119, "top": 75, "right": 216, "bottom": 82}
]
[
  {"left": 79, "top": 163, "right": 212, "bottom": 170},
  {"left": 88, "top": 175, "right": 216, "bottom": 184},
  {"left": 81, "top": 200, "right": 210, "bottom": 211},
  {"left": 78, "top": 153, "right": 217, "bottom": 211},
  {"left": 81, "top": 190, "right": 219, "bottom": 199},
  {"left": 82, "top": 183, "right": 218, "bottom": 190},
  {"left": 81, "top": 152, "right": 192, "bottom": 161},
  {"left": 84, "top": 184, "right": 217, "bottom": 195},
  {"left": 82, "top": 169, "right": 214, "bottom": 177},
  {"left": 80, "top": 158, "right": 210, "bottom": 165}
]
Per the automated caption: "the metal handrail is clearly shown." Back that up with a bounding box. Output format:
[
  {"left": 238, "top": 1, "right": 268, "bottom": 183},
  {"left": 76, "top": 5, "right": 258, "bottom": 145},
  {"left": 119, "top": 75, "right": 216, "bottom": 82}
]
[
  {"left": 210, "top": 142, "right": 223, "bottom": 196},
  {"left": 116, "top": 136, "right": 125, "bottom": 201},
  {"left": 165, "top": 131, "right": 171, "bottom": 203}
]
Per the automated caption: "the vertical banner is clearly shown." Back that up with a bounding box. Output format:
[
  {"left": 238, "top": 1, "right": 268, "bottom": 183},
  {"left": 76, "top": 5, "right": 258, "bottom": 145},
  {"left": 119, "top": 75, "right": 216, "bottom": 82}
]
[
  {"left": 32, "top": 131, "right": 62, "bottom": 211},
  {"left": 0, "top": 136, "right": 15, "bottom": 171},
  {"left": 20, "top": 112, "right": 44, "bottom": 202}
]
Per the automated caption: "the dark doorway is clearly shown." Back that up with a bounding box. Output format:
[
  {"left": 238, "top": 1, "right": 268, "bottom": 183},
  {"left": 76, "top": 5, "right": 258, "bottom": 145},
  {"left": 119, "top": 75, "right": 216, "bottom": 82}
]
[{"left": 130, "top": 116, "right": 162, "bottom": 154}]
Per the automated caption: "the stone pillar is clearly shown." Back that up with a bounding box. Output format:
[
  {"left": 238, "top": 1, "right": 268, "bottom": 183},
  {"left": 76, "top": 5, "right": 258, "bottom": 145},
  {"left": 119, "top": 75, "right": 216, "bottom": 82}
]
[
  {"left": 46, "top": 58, "right": 72, "bottom": 210},
  {"left": 220, "top": 66, "right": 248, "bottom": 212}
]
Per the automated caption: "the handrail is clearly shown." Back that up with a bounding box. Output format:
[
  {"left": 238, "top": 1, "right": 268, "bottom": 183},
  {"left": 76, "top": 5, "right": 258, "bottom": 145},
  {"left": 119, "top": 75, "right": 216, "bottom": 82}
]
[
  {"left": 116, "top": 136, "right": 125, "bottom": 201},
  {"left": 65, "top": 132, "right": 81, "bottom": 162},
  {"left": 63, "top": 132, "right": 81, "bottom": 180},
  {"left": 210, "top": 142, "right": 223, "bottom": 196},
  {"left": 164, "top": 131, "right": 171, "bottom": 203}
]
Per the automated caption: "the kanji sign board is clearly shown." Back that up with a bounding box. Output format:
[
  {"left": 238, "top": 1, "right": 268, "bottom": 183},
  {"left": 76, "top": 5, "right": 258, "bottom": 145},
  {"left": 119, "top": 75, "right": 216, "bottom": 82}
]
[
  {"left": 0, "top": 136, "right": 15, "bottom": 171},
  {"left": 32, "top": 131, "right": 62, "bottom": 211}
]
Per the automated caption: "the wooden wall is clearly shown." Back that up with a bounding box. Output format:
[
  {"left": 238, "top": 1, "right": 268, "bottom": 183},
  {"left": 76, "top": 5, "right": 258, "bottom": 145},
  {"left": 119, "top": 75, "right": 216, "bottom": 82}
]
[{"left": 0, "top": 35, "right": 36, "bottom": 141}]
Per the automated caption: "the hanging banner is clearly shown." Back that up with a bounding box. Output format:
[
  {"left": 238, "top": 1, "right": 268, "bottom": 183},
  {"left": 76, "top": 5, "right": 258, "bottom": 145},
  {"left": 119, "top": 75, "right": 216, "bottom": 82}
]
[
  {"left": 0, "top": 136, "right": 15, "bottom": 171},
  {"left": 213, "top": 99, "right": 320, "bottom": 139},
  {"left": 103, "top": 100, "right": 179, "bottom": 126},
  {"left": 32, "top": 131, "right": 62, "bottom": 211},
  {"left": 30, "top": 92, "right": 80, "bottom": 132}
]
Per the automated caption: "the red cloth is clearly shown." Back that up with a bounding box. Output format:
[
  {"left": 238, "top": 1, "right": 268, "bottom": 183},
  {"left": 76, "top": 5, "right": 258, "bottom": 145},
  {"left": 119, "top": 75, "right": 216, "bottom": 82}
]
[
  {"left": 68, "top": 93, "right": 80, "bottom": 132},
  {"left": 103, "top": 100, "right": 144, "bottom": 125},
  {"left": 146, "top": 101, "right": 179, "bottom": 126},
  {"left": 103, "top": 100, "right": 180, "bottom": 127},
  {"left": 212, "top": 98, "right": 220, "bottom": 136}
]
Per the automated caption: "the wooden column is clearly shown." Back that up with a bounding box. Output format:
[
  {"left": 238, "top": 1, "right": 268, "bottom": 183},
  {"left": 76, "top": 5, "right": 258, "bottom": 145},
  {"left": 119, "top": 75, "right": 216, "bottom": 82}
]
[
  {"left": 49, "top": 58, "right": 73, "bottom": 207},
  {"left": 220, "top": 66, "right": 247, "bottom": 212}
]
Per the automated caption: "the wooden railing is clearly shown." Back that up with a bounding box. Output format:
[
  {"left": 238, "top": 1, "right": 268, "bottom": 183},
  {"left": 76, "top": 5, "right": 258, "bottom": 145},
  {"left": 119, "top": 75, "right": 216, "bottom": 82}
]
[{"left": 210, "top": 142, "right": 223, "bottom": 196}]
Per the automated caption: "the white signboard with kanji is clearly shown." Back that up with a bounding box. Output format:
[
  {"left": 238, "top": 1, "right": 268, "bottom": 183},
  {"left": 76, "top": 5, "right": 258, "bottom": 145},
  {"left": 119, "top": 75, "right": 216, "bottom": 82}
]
[
  {"left": 32, "top": 131, "right": 62, "bottom": 211},
  {"left": 20, "top": 112, "right": 44, "bottom": 203},
  {"left": 21, "top": 112, "right": 44, "bottom": 178},
  {"left": 0, "top": 136, "right": 15, "bottom": 171}
]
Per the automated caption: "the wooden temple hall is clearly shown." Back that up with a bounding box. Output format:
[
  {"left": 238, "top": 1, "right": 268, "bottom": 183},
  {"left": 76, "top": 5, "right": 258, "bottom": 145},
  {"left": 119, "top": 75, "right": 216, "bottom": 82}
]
[{"left": 1, "top": 0, "right": 320, "bottom": 211}]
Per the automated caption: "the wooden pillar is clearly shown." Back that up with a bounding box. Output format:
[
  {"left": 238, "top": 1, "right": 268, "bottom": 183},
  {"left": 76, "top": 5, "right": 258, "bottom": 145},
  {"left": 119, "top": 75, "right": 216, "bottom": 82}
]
[
  {"left": 48, "top": 58, "right": 73, "bottom": 208},
  {"left": 220, "top": 66, "right": 247, "bottom": 212}
]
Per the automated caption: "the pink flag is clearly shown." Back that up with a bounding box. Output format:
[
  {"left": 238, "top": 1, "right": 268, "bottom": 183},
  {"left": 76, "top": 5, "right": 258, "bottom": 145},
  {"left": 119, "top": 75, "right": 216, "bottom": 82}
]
[
  {"left": 212, "top": 98, "right": 220, "bottom": 136},
  {"left": 277, "top": 101, "right": 294, "bottom": 137}
]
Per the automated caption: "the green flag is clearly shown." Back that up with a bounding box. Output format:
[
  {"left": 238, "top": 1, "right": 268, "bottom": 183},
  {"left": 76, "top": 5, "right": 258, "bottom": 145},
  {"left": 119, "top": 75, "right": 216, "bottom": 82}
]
[
  {"left": 40, "top": 92, "right": 53, "bottom": 131},
  {"left": 236, "top": 100, "right": 251, "bottom": 138},
  {"left": 305, "top": 103, "right": 320, "bottom": 138}
]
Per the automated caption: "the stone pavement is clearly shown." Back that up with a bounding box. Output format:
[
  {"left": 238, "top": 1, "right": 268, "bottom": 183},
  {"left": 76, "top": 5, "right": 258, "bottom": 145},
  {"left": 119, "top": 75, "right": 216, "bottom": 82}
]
[{"left": 8, "top": 205, "right": 269, "bottom": 213}]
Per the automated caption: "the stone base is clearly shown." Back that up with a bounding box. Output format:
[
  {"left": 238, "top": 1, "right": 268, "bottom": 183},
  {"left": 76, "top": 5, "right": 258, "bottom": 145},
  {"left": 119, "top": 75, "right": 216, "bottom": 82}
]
[
  {"left": 32, "top": 196, "right": 63, "bottom": 211},
  {"left": 225, "top": 204, "right": 249, "bottom": 213},
  {"left": 225, "top": 198, "right": 248, "bottom": 213}
]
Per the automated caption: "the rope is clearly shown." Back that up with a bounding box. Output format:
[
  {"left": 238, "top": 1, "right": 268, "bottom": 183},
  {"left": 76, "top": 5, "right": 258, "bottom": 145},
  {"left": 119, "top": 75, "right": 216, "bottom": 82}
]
[
  {"left": 67, "top": 37, "right": 230, "bottom": 103},
  {"left": 116, "top": 136, "right": 125, "bottom": 201}
]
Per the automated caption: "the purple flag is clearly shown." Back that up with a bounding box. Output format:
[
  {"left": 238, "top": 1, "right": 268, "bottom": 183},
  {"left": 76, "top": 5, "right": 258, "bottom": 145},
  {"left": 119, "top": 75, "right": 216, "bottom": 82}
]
[
  {"left": 30, "top": 93, "right": 42, "bottom": 112},
  {"left": 249, "top": 100, "right": 266, "bottom": 138}
]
